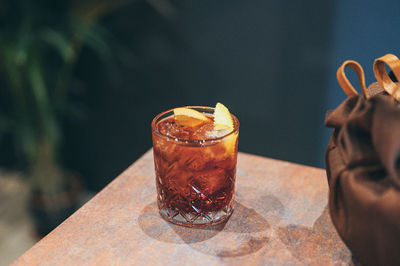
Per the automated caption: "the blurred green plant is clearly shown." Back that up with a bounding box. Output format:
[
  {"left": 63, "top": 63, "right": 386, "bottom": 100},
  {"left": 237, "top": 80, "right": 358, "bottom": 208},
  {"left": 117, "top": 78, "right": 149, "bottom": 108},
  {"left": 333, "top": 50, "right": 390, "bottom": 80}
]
[{"left": 0, "top": 0, "right": 138, "bottom": 199}]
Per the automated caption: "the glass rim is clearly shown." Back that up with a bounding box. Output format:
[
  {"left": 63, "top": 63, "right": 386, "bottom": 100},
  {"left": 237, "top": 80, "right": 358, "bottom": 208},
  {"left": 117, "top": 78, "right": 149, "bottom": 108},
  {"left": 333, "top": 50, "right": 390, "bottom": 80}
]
[{"left": 151, "top": 106, "right": 239, "bottom": 145}]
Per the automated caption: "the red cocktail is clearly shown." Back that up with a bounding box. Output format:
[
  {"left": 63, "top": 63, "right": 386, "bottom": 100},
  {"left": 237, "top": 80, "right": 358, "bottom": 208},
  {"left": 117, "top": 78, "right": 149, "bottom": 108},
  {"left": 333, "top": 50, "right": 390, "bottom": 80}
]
[{"left": 151, "top": 105, "right": 239, "bottom": 227}]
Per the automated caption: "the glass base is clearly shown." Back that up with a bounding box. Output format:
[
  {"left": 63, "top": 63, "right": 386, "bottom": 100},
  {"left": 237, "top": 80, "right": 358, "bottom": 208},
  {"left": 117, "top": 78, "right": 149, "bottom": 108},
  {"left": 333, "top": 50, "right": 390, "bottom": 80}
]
[{"left": 158, "top": 202, "right": 234, "bottom": 228}]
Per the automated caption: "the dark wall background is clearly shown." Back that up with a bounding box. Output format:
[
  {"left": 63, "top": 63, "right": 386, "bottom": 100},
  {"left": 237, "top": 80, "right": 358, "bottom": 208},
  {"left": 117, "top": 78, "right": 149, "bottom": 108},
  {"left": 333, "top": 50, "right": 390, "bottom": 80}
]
[
  {"left": 2, "top": 0, "right": 398, "bottom": 192},
  {"left": 62, "top": 0, "right": 335, "bottom": 191}
]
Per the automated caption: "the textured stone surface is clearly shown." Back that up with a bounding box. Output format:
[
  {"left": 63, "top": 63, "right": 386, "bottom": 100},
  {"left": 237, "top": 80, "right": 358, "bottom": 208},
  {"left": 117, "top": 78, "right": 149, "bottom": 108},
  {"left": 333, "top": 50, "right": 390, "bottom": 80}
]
[{"left": 13, "top": 150, "right": 352, "bottom": 265}]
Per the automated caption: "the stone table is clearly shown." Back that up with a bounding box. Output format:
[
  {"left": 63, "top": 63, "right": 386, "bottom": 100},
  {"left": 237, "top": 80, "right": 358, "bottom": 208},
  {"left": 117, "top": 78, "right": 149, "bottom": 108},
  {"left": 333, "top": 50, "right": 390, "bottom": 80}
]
[{"left": 14, "top": 150, "right": 352, "bottom": 265}]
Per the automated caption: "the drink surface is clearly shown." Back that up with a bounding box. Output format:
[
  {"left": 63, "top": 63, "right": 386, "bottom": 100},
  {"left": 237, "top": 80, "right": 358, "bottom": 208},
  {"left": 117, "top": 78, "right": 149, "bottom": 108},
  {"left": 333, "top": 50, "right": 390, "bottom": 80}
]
[
  {"left": 153, "top": 112, "right": 238, "bottom": 224},
  {"left": 157, "top": 115, "right": 232, "bottom": 141}
]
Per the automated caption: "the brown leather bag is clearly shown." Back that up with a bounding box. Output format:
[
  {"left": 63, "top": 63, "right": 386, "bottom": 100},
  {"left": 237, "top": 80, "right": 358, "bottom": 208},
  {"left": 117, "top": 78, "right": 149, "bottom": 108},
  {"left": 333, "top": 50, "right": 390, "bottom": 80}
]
[{"left": 325, "top": 54, "right": 400, "bottom": 266}]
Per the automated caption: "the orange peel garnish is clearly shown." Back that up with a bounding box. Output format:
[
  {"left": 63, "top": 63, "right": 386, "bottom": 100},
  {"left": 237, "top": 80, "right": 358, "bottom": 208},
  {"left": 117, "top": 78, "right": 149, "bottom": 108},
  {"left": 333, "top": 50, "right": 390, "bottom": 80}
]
[
  {"left": 213, "top": 103, "right": 236, "bottom": 153},
  {"left": 214, "top": 102, "right": 234, "bottom": 130},
  {"left": 173, "top": 107, "right": 209, "bottom": 127}
]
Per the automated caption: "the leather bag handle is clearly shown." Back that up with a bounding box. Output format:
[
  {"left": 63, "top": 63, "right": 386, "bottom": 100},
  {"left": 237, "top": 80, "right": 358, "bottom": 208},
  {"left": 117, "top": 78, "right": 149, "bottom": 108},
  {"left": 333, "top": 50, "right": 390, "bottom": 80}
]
[
  {"left": 373, "top": 53, "right": 400, "bottom": 101},
  {"left": 337, "top": 60, "right": 368, "bottom": 99}
]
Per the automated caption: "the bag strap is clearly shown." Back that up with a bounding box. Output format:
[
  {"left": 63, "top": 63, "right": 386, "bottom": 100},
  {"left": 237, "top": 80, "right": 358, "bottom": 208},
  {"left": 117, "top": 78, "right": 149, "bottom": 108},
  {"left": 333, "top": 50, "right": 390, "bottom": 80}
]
[
  {"left": 337, "top": 60, "right": 368, "bottom": 98},
  {"left": 373, "top": 53, "right": 400, "bottom": 101}
]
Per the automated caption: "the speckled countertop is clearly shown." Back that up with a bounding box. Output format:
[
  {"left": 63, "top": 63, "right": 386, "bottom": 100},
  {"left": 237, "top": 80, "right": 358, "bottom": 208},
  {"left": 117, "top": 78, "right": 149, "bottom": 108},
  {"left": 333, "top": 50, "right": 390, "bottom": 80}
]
[{"left": 14, "top": 150, "right": 352, "bottom": 265}]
